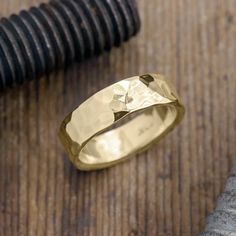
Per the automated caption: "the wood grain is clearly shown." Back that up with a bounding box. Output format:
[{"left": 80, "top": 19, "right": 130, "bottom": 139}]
[{"left": 0, "top": 0, "right": 236, "bottom": 235}]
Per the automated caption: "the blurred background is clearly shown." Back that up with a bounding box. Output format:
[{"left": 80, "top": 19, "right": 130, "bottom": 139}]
[{"left": 0, "top": 0, "right": 235, "bottom": 235}]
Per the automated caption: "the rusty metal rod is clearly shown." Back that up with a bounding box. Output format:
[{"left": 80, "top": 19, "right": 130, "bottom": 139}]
[{"left": 0, "top": 0, "right": 140, "bottom": 89}]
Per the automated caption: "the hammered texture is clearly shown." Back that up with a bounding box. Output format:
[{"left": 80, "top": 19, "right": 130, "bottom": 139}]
[
  {"left": 65, "top": 74, "right": 176, "bottom": 147},
  {"left": 60, "top": 74, "right": 184, "bottom": 170}
]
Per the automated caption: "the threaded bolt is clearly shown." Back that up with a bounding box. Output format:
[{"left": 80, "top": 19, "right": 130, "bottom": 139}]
[{"left": 0, "top": 0, "right": 140, "bottom": 89}]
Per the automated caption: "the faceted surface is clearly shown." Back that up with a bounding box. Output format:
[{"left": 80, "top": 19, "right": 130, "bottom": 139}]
[{"left": 60, "top": 74, "right": 184, "bottom": 170}]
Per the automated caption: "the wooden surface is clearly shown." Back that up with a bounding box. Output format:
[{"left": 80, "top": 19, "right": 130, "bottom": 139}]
[{"left": 0, "top": 0, "right": 236, "bottom": 235}]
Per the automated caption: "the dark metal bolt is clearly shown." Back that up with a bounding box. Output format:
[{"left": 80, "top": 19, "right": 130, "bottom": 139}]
[{"left": 0, "top": 0, "right": 140, "bottom": 89}]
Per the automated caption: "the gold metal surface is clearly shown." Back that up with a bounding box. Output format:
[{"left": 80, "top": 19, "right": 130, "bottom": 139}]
[{"left": 59, "top": 74, "right": 185, "bottom": 171}]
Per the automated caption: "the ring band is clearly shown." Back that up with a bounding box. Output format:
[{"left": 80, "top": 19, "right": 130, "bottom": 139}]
[{"left": 59, "top": 74, "right": 185, "bottom": 171}]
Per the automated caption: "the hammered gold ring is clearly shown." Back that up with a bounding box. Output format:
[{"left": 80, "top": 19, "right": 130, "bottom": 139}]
[{"left": 59, "top": 74, "right": 185, "bottom": 171}]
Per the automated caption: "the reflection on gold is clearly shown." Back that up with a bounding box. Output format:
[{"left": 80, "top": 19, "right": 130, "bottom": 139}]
[{"left": 59, "top": 74, "right": 185, "bottom": 171}]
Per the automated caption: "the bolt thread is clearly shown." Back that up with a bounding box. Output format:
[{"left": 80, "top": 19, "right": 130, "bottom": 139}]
[{"left": 0, "top": 0, "right": 140, "bottom": 89}]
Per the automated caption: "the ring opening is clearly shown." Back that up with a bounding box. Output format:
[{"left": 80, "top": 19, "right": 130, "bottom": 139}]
[{"left": 79, "top": 104, "right": 178, "bottom": 165}]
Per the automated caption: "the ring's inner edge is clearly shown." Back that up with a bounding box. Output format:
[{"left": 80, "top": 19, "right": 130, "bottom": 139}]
[{"left": 79, "top": 105, "right": 178, "bottom": 165}]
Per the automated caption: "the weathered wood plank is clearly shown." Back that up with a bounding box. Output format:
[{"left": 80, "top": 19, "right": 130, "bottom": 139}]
[{"left": 0, "top": 0, "right": 236, "bottom": 235}]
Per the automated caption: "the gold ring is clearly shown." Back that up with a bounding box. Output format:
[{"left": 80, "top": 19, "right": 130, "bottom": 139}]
[{"left": 59, "top": 74, "right": 185, "bottom": 171}]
